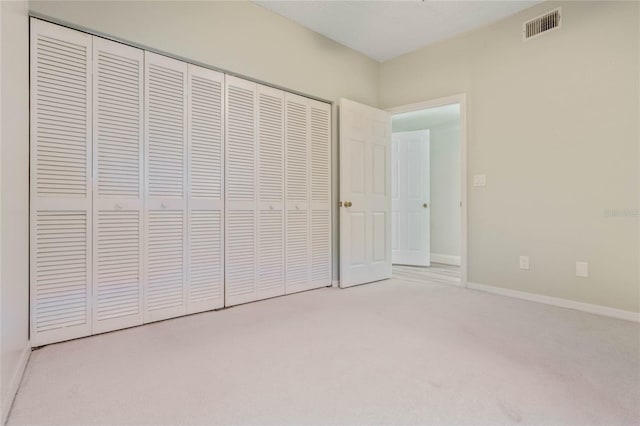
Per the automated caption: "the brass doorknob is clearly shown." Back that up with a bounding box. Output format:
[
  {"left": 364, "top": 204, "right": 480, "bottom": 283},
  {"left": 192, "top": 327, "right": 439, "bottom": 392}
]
[
  {"left": 345, "top": 201, "right": 353, "bottom": 207},
  {"left": 423, "top": 203, "right": 428, "bottom": 208}
]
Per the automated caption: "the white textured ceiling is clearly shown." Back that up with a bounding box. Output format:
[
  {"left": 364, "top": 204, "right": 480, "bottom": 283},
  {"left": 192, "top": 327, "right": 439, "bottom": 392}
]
[{"left": 255, "top": 1, "right": 542, "bottom": 62}]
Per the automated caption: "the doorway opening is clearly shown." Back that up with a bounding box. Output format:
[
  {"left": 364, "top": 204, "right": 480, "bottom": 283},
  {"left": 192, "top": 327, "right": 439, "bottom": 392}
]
[{"left": 389, "top": 95, "right": 467, "bottom": 286}]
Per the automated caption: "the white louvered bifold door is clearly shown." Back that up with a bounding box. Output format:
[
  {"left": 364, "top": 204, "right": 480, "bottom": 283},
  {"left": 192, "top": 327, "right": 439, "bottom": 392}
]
[
  {"left": 30, "top": 19, "right": 93, "bottom": 346},
  {"left": 144, "top": 52, "right": 188, "bottom": 322},
  {"left": 187, "top": 64, "right": 225, "bottom": 314},
  {"left": 92, "top": 38, "right": 144, "bottom": 334},
  {"left": 225, "top": 76, "right": 258, "bottom": 306},
  {"left": 256, "top": 85, "right": 285, "bottom": 300},
  {"left": 309, "top": 100, "right": 332, "bottom": 289},
  {"left": 284, "top": 93, "right": 311, "bottom": 294}
]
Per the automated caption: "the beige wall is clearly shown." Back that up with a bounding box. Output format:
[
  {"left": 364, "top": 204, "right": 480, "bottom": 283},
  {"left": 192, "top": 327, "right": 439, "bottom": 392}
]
[
  {"left": 1, "top": 1, "right": 30, "bottom": 422},
  {"left": 380, "top": 1, "right": 640, "bottom": 313}
]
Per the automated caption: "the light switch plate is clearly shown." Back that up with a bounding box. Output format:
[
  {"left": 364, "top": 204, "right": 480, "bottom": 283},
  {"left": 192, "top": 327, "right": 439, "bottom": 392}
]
[
  {"left": 576, "top": 262, "right": 589, "bottom": 278},
  {"left": 473, "top": 174, "right": 486, "bottom": 187},
  {"left": 519, "top": 256, "right": 530, "bottom": 270}
]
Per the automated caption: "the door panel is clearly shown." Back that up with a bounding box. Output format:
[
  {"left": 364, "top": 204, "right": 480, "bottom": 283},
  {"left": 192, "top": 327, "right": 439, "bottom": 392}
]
[
  {"left": 146, "top": 209, "right": 185, "bottom": 315},
  {"left": 351, "top": 142, "right": 366, "bottom": 193},
  {"left": 225, "top": 210, "right": 256, "bottom": 304},
  {"left": 189, "top": 210, "right": 223, "bottom": 310},
  {"left": 30, "top": 19, "right": 93, "bottom": 346},
  {"left": 258, "top": 209, "right": 284, "bottom": 296},
  {"left": 350, "top": 213, "right": 366, "bottom": 266},
  {"left": 339, "top": 98, "right": 391, "bottom": 288},
  {"left": 225, "top": 76, "right": 257, "bottom": 306},
  {"left": 187, "top": 64, "right": 225, "bottom": 313},
  {"left": 372, "top": 145, "right": 387, "bottom": 194},
  {"left": 284, "top": 93, "right": 311, "bottom": 294},
  {"left": 257, "top": 85, "right": 285, "bottom": 300},
  {"left": 92, "top": 37, "right": 144, "bottom": 334},
  {"left": 144, "top": 52, "right": 188, "bottom": 322},
  {"left": 285, "top": 209, "right": 309, "bottom": 289},
  {"left": 372, "top": 212, "right": 387, "bottom": 262}
]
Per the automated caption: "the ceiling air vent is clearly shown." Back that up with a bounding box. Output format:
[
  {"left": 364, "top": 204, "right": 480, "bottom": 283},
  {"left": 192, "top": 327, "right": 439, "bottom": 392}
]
[{"left": 523, "top": 8, "right": 561, "bottom": 41}]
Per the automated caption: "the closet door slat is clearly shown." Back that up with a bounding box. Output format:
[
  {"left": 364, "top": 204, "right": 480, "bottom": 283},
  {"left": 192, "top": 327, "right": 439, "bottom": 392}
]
[
  {"left": 144, "top": 52, "right": 188, "bottom": 322},
  {"left": 187, "top": 64, "right": 225, "bottom": 313},
  {"left": 30, "top": 19, "right": 93, "bottom": 346}
]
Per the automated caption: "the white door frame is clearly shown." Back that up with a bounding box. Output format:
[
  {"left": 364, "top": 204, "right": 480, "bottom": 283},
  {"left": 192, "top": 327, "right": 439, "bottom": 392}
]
[{"left": 387, "top": 94, "right": 468, "bottom": 287}]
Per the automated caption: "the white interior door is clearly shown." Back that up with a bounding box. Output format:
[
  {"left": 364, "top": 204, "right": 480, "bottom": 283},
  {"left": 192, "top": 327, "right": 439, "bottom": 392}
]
[
  {"left": 339, "top": 98, "right": 391, "bottom": 288},
  {"left": 392, "top": 130, "right": 431, "bottom": 266}
]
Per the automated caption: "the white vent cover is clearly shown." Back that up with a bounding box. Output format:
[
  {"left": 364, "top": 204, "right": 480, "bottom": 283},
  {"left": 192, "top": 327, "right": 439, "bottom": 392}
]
[{"left": 523, "top": 8, "right": 561, "bottom": 41}]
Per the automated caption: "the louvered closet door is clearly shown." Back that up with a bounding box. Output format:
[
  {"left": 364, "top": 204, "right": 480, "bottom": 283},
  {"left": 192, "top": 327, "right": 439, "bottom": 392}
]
[
  {"left": 92, "top": 38, "right": 144, "bottom": 334},
  {"left": 309, "top": 100, "right": 332, "bottom": 288},
  {"left": 257, "top": 85, "right": 285, "bottom": 300},
  {"left": 144, "top": 52, "right": 188, "bottom": 322},
  {"left": 187, "top": 64, "right": 224, "bottom": 314},
  {"left": 225, "top": 76, "right": 258, "bottom": 306},
  {"left": 30, "top": 19, "right": 93, "bottom": 346},
  {"left": 284, "top": 93, "right": 311, "bottom": 294}
]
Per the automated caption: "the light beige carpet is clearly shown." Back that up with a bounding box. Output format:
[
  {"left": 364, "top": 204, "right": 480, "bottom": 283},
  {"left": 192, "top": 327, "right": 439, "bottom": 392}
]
[{"left": 8, "top": 272, "right": 640, "bottom": 425}]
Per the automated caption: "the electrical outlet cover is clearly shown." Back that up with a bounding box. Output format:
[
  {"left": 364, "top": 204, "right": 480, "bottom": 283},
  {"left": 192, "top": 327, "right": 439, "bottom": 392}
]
[
  {"left": 576, "top": 262, "right": 589, "bottom": 278},
  {"left": 473, "top": 174, "right": 486, "bottom": 187}
]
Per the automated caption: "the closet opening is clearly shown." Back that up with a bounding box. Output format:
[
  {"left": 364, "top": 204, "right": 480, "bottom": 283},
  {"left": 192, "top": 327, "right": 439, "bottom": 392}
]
[{"left": 29, "top": 17, "right": 332, "bottom": 347}]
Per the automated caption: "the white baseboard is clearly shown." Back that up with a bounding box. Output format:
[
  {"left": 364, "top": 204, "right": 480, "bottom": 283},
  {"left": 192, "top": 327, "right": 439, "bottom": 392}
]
[
  {"left": 431, "top": 253, "right": 461, "bottom": 266},
  {"left": 1, "top": 343, "right": 31, "bottom": 424},
  {"left": 468, "top": 282, "right": 640, "bottom": 323}
]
